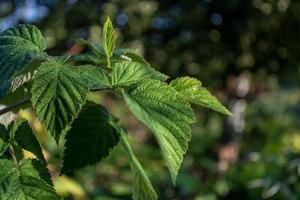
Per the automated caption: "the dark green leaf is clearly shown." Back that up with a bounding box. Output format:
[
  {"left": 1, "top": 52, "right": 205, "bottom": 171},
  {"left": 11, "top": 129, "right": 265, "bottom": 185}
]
[
  {"left": 10, "top": 119, "right": 45, "bottom": 161},
  {"left": 123, "top": 79, "right": 195, "bottom": 184},
  {"left": 62, "top": 102, "right": 119, "bottom": 173},
  {"left": 0, "top": 24, "right": 47, "bottom": 85},
  {"left": 31, "top": 59, "right": 88, "bottom": 142}
]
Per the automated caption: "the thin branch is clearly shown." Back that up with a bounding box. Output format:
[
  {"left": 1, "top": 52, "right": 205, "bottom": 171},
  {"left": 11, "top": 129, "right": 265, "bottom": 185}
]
[
  {"left": 8, "top": 145, "right": 18, "bottom": 166},
  {"left": 0, "top": 98, "right": 31, "bottom": 116}
]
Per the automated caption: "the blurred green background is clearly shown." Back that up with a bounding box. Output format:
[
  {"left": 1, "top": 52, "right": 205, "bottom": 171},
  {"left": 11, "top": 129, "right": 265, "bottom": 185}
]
[{"left": 1, "top": 0, "right": 300, "bottom": 199}]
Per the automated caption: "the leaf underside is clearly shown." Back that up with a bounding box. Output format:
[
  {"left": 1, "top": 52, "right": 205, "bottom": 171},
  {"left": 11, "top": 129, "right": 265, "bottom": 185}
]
[
  {"left": 123, "top": 79, "right": 195, "bottom": 184},
  {"left": 31, "top": 59, "right": 88, "bottom": 142},
  {"left": 0, "top": 24, "right": 46, "bottom": 85},
  {"left": 62, "top": 102, "right": 119, "bottom": 173},
  {"left": 0, "top": 71, "right": 34, "bottom": 103}
]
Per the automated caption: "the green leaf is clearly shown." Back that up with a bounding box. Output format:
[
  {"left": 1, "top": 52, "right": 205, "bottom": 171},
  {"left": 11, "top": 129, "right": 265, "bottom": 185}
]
[
  {"left": 70, "top": 51, "right": 101, "bottom": 65},
  {"left": 62, "top": 102, "right": 119, "bottom": 173},
  {"left": 110, "top": 121, "right": 157, "bottom": 200},
  {"left": 103, "top": 17, "right": 116, "bottom": 60},
  {"left": 0, "top": 55, "right": 47, "bottom": 105},
  {"left": 76, "top": 39, "right": 103, "bottom": 56},
  {"left": 123, "top": 79, "right": 195, "bottom": 184},
  {"left": 114, "top": 48, "right": 150, "bottom": 66},
  {"left": 31, "top": 59, "right": 88, "bottom": 142},
  {"left": 111, "top": 61, "right": 168, "bottom": 87},
  {"left": 0, "top": 159, "right": 60, "bottom": 200},
  {"left": 10, "top": 120, "right": 45, "bottom": 161},
  {"left": 0, "top": 124, "right": 9, "bottom": 156},
  {"left": 73, "top": 39, "right": 107, "bottom": 65},
  {"left": 0, "top": 24, "right": 47, "bottom": 85},
  {"left": 170, "top": 77, "right": 232, "bottom": 116},
  {"left": 74, "top": 39, "right": 149, "bottom": 66},
  {"left": 77, "top": 65, "right": 110, "bottom": 90}
]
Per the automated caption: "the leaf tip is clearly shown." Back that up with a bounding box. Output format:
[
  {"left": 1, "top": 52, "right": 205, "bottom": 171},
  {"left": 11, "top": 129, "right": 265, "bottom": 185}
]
[
  {"left": 170, "top": 172, "right": 178, "bottom": 186},
  {"left": 105, "top": 16, "right": 112, "bottom": 25},
  {"left": 224, "top": 109, "right": 234, "bottom": 116}
]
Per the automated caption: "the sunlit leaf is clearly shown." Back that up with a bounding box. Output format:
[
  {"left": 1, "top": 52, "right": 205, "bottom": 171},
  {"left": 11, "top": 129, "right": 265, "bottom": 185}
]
[
  {"left": 111, "top": 61, "right": 168, "bottom": 87},
  {"left": 170, "top": 77, "right": 232, "bottom": 115},
  {"left": 123, "top": 79, "right": 195, "bottom": 184},
  {"left": 103, "top": 17, "right": 116, "bottom": 60},
  {"left": 31, "top": 59, "right": 88, "bottom": 142}
]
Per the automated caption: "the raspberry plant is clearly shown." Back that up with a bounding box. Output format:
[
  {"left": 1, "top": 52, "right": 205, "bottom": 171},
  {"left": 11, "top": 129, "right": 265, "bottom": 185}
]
[{"left": 0, "top": 18, "right": 231, "bottom": 199}]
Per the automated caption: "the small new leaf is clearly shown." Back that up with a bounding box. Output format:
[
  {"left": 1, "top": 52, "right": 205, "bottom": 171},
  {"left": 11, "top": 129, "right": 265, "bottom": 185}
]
[
  {"left": 123, "top": 79, "right": 195, "bottom": 184},
  {"left": 111, "top": 61, "right": 168, "bottom": 87},
  {"left": 0, "top": 159, "right": 59, "bottom": 200},
  {"left": 62, "top": 102, "right": 119, "bottom": 173},
  {"left": 103, "top": 17, "right": 116, "bottom": 62},
  {"left": 31, "top": 59, "right": 88, "bottom": 142},
  {"left": 170, "top": 77, "right": 232, "bottom": 116}
]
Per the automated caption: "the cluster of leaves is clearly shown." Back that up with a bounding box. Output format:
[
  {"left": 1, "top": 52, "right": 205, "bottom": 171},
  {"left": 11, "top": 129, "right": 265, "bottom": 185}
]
[{"left": 0, "top": 18, "right": 231, "bottom": 199}]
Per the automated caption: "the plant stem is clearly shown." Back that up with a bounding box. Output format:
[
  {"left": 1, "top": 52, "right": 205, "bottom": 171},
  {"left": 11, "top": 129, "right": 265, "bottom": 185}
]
[
  {"left": 107, "top": 56, "right": 111, "bottom": 69},
  {"left": 8, "top": 145, "right": 18, "bottom": 166},
  {"left": 0, "top": 98, "right": 31, "bottom": 116},
  {"left": 109, "top": 120, "right": 140, "bottom": 168}
]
